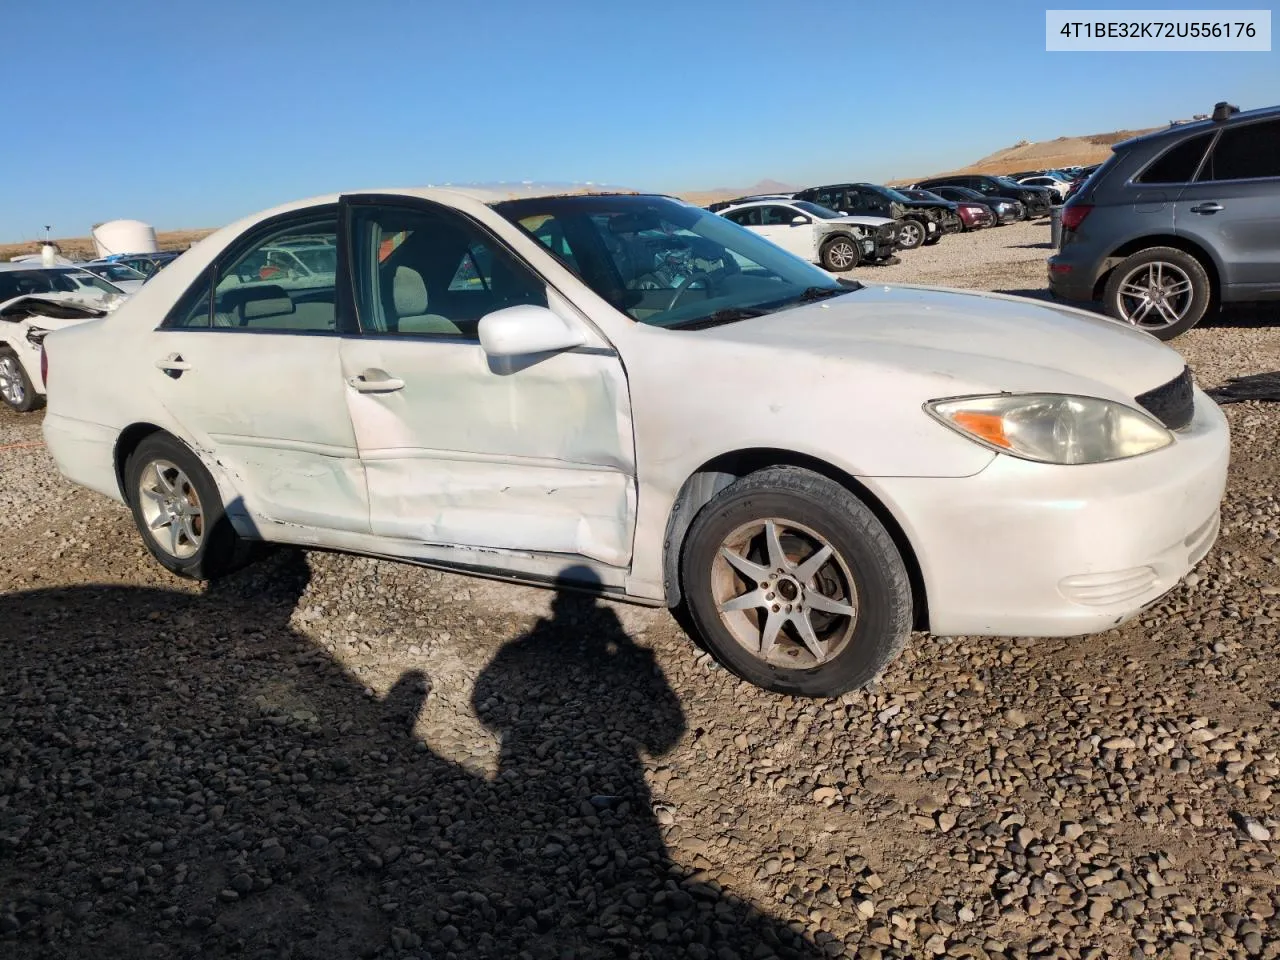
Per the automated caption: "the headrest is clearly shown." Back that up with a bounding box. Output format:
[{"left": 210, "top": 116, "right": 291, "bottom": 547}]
[
  {"left": 220, "top": 284, "right": 294, "bottom": 321},
  {"left": 393, "top": 266, "right": 428, "bottom": 316}
]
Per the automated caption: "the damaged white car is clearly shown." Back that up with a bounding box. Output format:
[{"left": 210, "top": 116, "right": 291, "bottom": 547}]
[
  {"left": 717, "top": 198, "right": 900, "bottom": 270},
  {"left": 0, "top": 265, "right": 128, "bottom": 412},
  {"left": 41, "top": 187, "right": 1228, "bottom": 697}
]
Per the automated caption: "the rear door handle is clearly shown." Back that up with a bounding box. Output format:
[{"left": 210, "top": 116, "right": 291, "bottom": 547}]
[
  {"left": 1190, "top": 202, "right": 1223, "bottom": 214},
  {"left": 347, "top": 369, "right": 405, "bottom": 393},
  {"left": 155, "top": 354, "right": 192, "bottom": 378}
]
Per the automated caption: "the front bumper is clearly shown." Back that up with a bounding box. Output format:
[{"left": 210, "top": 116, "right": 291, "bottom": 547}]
[{"left": 872, "top": 388, "right": 1229, "bottom": 637}]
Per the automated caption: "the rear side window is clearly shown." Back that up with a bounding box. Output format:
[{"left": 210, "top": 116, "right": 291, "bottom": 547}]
[
  {"left": 1201, "top": 119, "right": 1280, "bottom": 181},
  {"left": 165, "top": 215, "right": 339, "bottom": 330},
  {"left": 1136, "top": 132, "right": 1213, "bottom": 184}
]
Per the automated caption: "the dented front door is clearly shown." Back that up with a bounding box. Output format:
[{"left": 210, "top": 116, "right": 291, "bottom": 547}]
[
  {"left": 339, "top": 335, "right": 637, "bottom": 566},
  {"left": 339, "top": 196, "right": 637, "bottom": 567}
]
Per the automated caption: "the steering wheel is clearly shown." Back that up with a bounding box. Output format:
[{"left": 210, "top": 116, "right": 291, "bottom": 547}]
[{"left": 666, "top": 272, "right": 715, "bottom": 311}]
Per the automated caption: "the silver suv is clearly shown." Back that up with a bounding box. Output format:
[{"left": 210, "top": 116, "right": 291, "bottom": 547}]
[{"left": 1048, "top": 101, "right": 1280, "bottom": 340}]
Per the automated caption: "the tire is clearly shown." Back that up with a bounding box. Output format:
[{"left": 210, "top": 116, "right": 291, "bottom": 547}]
[
  {"left": 125, "top": 432, "right": 257, "bottom": 580},
  {"left": 1102, "top": 246, "right": 1211, "bottom": 341},
  {"left": 820, "top": 235, "right": 860, "bottom": 272},
  {"left": 896, "top": 219, "right": 926, "bottom": 250},
  {"left": 0, "top": 348, "right": 41, "bottom": 413},
  {"left": 679, "top": 466, "right": 912, "bottom": 697}
]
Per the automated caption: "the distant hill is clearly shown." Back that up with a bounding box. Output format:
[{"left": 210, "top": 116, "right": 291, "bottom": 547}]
[
  {"left": 677, "top": 178, "right": 798, "bottom": 207},
  {"left": 886, "top": 127, "right": 1160, "bottom": 184}
]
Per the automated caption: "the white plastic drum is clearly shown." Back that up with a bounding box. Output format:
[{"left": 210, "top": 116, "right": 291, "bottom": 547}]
[{"left": 91, "top": 220, "right": 158, "bottom": 258}]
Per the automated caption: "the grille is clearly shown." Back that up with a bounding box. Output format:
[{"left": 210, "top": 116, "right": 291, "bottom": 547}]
[{"left": 1136, "top": 366, "right": 1194, "bottom": 431}]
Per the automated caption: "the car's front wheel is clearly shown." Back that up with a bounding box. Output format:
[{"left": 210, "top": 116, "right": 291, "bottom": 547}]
[
  {"left": 125, "top": 433, "right": 257, "bottom": 580},
  {"left": 1103, "top": 246, "right": 1211, "bottom": 341},
  {"left": 0, "top": 349, "right": 40, "bottom": 413},
  {"left": 896, "top": 219, "right": 926, "bottom": 250},
  {"left": 820, "top": 235, "right": 860, "bottom": 272},
  {"left": 680, "top": 467, "right": 913, "bottom": 697}
]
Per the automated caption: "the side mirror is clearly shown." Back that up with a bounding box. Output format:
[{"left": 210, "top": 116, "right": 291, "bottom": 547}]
[
  {"left": 791, "top": 215, "right": 810, "bottom": 226},
  {"left": 478, "top": 304, "right": 586, "bottom": 358}
]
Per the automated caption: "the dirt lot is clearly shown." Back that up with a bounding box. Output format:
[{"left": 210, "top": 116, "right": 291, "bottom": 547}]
[{"left": 2, "top": 220, "right": 1278, "bottom": 960}]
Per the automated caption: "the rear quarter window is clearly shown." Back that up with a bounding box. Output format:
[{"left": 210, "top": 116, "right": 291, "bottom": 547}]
[
  {"left": 1200, "top": 119, "right": 1280, "bottom": 181},
  {"left": 1135, "top": 132, "right": 1214, "bottom": 184}
]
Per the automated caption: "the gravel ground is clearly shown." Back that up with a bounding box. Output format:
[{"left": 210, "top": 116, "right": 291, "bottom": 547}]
[{"left": 2, "top": 221, "right": 1279, "bottom": 960}]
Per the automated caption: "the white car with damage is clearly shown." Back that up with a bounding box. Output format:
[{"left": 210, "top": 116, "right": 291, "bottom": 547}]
[
  {"left": 716, "top": 199, "right": 900, "bottom": 271},
  {"left": 0, "top": 264, "right": 127, "bottom": 412},
  {"left": 40, "top": 186, "right": 1228, "bottom": 697}
]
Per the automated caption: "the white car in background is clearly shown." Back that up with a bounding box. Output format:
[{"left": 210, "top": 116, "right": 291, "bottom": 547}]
[
  {"left": 717, "top": 198, "right": 900, "bottom": 271},
  {"left": 1017, "top": 176, "right": 1070, "bottom": 203},
  {"left": 0, "top": 264, "right": 127, "bottom": 412},
  {"left": 40, "top": 187, "right": 1227, "bottom": 697},
  {"left": 81, "top": 261, "right": 148, "bottom": 294}
]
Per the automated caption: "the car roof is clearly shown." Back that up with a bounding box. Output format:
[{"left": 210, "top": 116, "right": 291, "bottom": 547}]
[
  {"left": 719, "top": 198, "right": 799, "bottom": 210},
  {"left": 1117, "top": 103, "right": 1280, "bottom": 151},
  {"left": 0, "top": 262, "right": 81, "bottom": 273}
]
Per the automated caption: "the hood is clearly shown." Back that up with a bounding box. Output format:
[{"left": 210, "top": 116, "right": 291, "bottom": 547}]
[
  {"left": 0, "top": 293, "right": 110, "bottom": 322},
  {"left": 696, "top": 284, "right": 1186, "bottom": 402}
]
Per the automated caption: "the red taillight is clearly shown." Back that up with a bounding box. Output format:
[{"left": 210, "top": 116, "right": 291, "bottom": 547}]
[
  {"left": 1061, "top": 203, "right": 1092, "bottom": 231},
  {"left": 40, "top": 346, "right": 48, "bottom": 387}
]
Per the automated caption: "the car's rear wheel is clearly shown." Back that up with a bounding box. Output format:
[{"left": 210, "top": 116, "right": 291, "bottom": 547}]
[
  {"left": 680, "top": 467, "right": 912, "bottom": 697},
  {"left": 125, "top": 433, "right": 257, "bottom": 580},
  {"left": 1103, "top": 246, "right": 1211, "bottom": 341},
  {"left": 820, "top": 236, "right": 860, "bottom": 272},
  {"left": 0, "top": 349, "right": 40, "bottom": 413},
  {"left": 897, "top": 219, "right": 926, "bottom": 250}
]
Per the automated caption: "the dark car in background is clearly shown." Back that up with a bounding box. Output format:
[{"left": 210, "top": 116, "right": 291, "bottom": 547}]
[
  {"left": 792, "top": 183, "right": 960, "bottom": 250},
  {"left": 898, "top": 188, "right": 994, "bottom": 230},
  {"left": 1048, "top": 101, "right": 1280, "bottom": 340},
  {"left": 915, "top": 174, "right": 1053, "bottom": 218},
  {"left": 926, "top": 185, "right": 1024, "bottom": 225}
]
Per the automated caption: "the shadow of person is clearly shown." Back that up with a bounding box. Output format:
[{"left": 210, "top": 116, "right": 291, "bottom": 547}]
[
  {"left": 0, "top": 553, "right": 825, "bottom": 960},
  {"left": 460, "top": 565, "right": 825, "bottom": 960}
]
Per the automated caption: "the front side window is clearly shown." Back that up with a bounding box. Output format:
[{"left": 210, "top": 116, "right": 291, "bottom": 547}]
[
  {"left": 167, "top": 214, "right": 339, "bottom": 330},
  {"left": 761, "top": 205, "right": 802, "bottom": 226},
  {"left": 351, "top": 204, "right": 546, "bottom": 339},
  {"left": 1136, "top": 132, "right": 1213, "bottom": 184},
  {"left": 495, "top": 194, "right": 846, "bottom": 330},
  {"left": 1200, "top": 120, "right": 1280, "bottom": 181}
]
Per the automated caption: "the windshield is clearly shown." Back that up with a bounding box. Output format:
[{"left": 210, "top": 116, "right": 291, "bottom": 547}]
[
  {"left": 67, "top": 271, "right": 123, "bottom": 294},
  {"left": 0, "top": 268, "right": 119, "bottom": 301},
  {"left": 493, "top": 195, "right": 848, "bottom": 329},
  {"left": 878, "top": 186, "right": 915, "bottom": 204},
  {"left": 87, "top": 263, "right": 145, "bottom": 282},
  {"left": 791, "top": 200, "right": 843, "bottom": 220}
]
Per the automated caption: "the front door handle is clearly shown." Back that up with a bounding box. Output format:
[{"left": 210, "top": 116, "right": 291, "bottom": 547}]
[
  {"left": 155, "top": 354, "right": 192, "bottom": 378},
  {"left": 347, "top": 368, "right": 405, "bottom": 393},
  {"left": 1190, "top": 202, "right": 1223, "bottom": 214}
]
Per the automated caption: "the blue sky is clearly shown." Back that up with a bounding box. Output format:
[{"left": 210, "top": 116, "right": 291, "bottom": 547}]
[{"left": 1, "top": 0, "right": 1274, "bottom": 237}]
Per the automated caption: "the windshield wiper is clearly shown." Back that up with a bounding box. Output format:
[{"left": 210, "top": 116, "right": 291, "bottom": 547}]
[
  {"left": 667, "top": 307, "right": 767, "bottom": 330},
  {"left": 795, "top": 285, "right": 852, "bottom": 302}
]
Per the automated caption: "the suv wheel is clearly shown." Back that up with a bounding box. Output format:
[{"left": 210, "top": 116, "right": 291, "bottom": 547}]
[
  {"left": 820, "top": 236, "right": 860, "bottom": 271},
  {"left": 1103, "top": 246, "right": 1211, "bottom": 341},
  {"left": 0, "top": 349, "right": 40, "bottom": 413},
  {"left": 897, "top": 220, "right": 925, "bottom": 250}
]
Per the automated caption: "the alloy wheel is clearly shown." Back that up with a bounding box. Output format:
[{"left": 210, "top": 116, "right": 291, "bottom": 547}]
[
  {"left": 711, "top": 518, "right": 858, "bottom": 669},
  {"left": 0, "top": 356, "right": 25, "bottom": 407},
  {"left": 1115, "top": 261, "right": 1195, "bottom": 330},
  {"left": 826, "top": 240, "right": 857, "bottom": 270},
  {"left": 137, "top": 459, "right": 204, "bottom": 559}
]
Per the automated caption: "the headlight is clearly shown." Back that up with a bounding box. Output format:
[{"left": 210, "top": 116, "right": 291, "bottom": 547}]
[{"left": 927, "top": 394, "right": 1174, "bottom": 464}]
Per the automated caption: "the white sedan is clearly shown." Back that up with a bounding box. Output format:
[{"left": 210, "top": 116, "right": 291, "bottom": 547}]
[
  {"left": 41, "top": 186, "right": 1228, "bottom": 697},
  {"left": 1017, "top": 176, "right": 1070, "bottom": 203}
]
